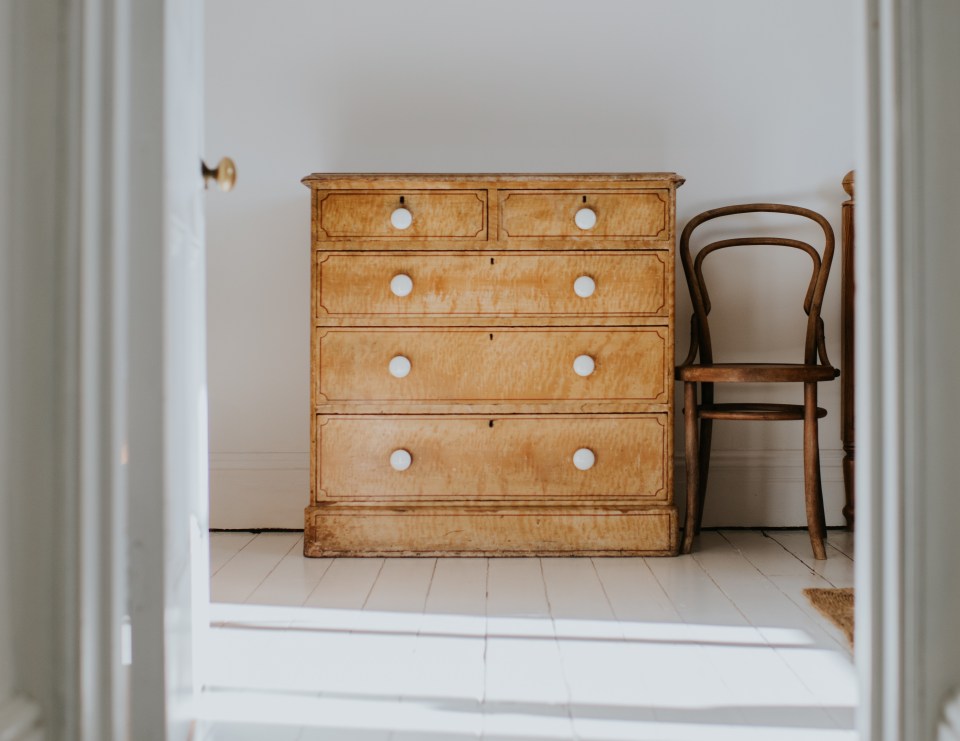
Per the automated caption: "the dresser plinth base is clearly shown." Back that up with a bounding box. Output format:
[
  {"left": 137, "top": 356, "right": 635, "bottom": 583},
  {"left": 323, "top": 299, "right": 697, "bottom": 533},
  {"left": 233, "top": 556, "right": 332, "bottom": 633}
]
[{"left": 304, "top": 503, "right": 678, "bottom": 557}]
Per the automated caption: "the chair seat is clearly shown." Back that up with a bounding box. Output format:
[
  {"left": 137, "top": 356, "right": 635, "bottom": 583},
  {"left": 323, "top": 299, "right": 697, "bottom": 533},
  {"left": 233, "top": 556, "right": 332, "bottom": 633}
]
[
  {"left": 698, "top": 402, "right": 828, "bottom": 421},
  {"left": 675, "top": 362, "right": 839, "bottom": 383}
]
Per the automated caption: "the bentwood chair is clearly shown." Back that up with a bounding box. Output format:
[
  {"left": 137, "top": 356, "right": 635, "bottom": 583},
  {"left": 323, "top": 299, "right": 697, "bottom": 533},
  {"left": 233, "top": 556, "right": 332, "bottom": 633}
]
[{"left": 675, "top": 204, "right": 840, "bottom": 559}]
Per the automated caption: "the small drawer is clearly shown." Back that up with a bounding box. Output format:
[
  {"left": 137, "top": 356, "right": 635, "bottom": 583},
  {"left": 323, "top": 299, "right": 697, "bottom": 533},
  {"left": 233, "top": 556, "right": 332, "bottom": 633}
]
[
  {"left": 315, "top": 190, "right": 487, "bottom": 241},
  {"left": 315, "top": 327, "right": 668, "bottom": 404},
  {"left": 315, "top": 414, "right": 669, "bottom": 502},
  {"left": 499, "top": 189, "right": 670, "bottom": 242},
  {"left": 315, "top": 252, "right": 670, "bottom": 317}
]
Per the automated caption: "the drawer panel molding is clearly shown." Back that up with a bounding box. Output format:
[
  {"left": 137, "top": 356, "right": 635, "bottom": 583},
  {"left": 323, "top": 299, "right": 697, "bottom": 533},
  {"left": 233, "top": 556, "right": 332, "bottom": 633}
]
[
  {"left": 316, "top": 190, "right": 487, "bottom": 240},
  {"left": 500, "top": 190, "right": 670, "bottom": 240},
  {"left": 315, "top": 251, "right": 670, "bottom": 317},
  {"left": 315, "top": 327, "right": 669, "bottom": 404},
  {"left": 314, "top": 414, "right": 670, "bottom": 504}
]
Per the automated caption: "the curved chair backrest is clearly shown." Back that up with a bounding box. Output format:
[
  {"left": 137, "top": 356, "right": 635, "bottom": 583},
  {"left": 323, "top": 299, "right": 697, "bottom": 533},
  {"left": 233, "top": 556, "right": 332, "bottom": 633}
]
[{"left": 678, "top": 203, "right": 836, "bottom": 366}]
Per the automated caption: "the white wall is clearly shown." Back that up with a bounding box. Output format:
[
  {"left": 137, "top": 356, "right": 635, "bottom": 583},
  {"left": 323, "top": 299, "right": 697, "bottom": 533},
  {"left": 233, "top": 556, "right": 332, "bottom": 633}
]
[{"left": 205, "top": 0, "right": 857, "bottom": 529}]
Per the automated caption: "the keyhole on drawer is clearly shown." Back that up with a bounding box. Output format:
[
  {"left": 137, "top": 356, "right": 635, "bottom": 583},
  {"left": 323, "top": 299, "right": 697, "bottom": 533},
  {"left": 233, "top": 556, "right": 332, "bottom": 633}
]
[
  {"left": 489, "top": 420, "right": 494, "bottom": 428},
  {"left": 582, "top": 195, "right": 587, "bottom": 203},
  {"left": 489, "top": 333, "right": 493, "bottom": 341},
  {"left": 399, "top": 196, "right": 405, "bottom": 204},
  {"left": 490, "top": 258, "right": 495, "bottom": 265}
]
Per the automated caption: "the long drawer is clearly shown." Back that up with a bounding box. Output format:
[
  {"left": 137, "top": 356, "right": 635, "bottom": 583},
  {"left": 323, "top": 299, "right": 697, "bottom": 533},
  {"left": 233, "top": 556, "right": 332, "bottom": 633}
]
[
  {"left": 315, "top": 414, "right": 670, "bottom": 503},
  {"left": 315, "top": 252, "right": 670, "bottom": 317},
  {"left": 315, "top": 327, "right": 669, "bottom": 404}
]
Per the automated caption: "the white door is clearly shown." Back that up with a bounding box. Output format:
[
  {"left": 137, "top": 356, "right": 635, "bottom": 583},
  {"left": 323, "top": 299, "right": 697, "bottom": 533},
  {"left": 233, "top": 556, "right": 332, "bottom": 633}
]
[{"left": 127, "top": 1, "right": 209, "bottom": 738}]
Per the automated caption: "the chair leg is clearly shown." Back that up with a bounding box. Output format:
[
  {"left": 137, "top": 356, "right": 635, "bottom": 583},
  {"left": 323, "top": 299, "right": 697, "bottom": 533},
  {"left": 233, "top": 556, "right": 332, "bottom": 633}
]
[
  {"left": 815, "top": 448, "right": 827, "bottom": 536},
  {"left": 803, "top": 382, "right": 828, "bottom": 560},
  {"left": 695, "top": 382, "right": 714, "bottom": 535},
  {"left": 682, "top": 382, "right": 700, "bottom": 555}
]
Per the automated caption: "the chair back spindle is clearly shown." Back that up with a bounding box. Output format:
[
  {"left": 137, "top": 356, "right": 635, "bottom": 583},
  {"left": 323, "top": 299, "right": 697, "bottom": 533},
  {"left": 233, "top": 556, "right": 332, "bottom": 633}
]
[{"left": 679, "top": 204, "right": 836, "bottom": 368}]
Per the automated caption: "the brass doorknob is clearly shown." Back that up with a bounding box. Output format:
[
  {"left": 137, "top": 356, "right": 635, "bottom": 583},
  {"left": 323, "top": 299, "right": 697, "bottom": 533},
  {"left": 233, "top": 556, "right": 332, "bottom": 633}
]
[{"left": 202, "top": 157, "right": 237, "bottom": 192}]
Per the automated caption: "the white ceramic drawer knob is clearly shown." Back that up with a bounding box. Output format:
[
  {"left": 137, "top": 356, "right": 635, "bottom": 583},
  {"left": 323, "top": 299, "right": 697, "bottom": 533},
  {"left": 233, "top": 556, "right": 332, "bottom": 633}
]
[
  {"left": 573, "top": 275, "right": 596, "bottom": 298},
  {"left": 574, "top": 207, "right": 597, "bottom": 230},
  {"left": 390, "top": 449, "right": 412, "bottom": 471},
  {"left": 573, "top": 448, "right": 596, "bottom": 471},
  {"left": 391, "top": 207, "right": 413, "bottom": 230},
  {"left": 390, "top": 273, "right": 413, "bottom": 297},
  {"left": 389, "top": 355, "right": 411, "bottom": 378},
  {"left": 573, "top": 354, "right": 596, "bottom": 377}
]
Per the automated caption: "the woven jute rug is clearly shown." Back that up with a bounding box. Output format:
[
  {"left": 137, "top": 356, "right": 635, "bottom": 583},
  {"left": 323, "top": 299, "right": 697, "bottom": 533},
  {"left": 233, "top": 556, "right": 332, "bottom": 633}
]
[{"left": 803, "top": 587, "right": 854, "bottom": 645}]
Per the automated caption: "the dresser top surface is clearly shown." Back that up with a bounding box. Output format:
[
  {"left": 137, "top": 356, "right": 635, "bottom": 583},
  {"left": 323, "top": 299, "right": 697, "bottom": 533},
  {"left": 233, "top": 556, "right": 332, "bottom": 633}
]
[{"left": 301, "top": 172, "right": 685, "bottom": 189}]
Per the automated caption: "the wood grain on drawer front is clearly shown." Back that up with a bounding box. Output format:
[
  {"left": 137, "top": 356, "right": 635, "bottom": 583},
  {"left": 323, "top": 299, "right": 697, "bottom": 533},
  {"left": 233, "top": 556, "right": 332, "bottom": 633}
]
[
  {"left": 315, "top": 252, "right": 669, "bottom": 317},
  {"left": 315, "top": 327, "right": 669, "bottom": 404},
  {"left": 315, "top": 414, "right": 669, "bottom": 503},
  {"left": 499, "top": 190, "right": 670, "bottom": 239},
  {"left": 316, "top": 190, "right": 486, "bottom": 240}
]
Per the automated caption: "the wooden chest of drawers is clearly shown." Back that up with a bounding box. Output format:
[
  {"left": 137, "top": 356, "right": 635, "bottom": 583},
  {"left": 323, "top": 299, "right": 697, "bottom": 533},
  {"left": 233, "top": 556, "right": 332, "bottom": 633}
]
[{"left": 302, "top": 173, "right": 683, "bottom": 556}]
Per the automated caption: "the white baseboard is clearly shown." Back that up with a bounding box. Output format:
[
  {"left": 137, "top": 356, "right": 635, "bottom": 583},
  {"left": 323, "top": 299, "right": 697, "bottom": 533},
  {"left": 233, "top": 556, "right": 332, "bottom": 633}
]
[
  {"left": 210, "top": 448, "right": 847, "bottom": 530},
  {"left": 0, "top": 696, "right": 43, "bottom": 741},
  {"left": 941, "top": 689, "right": 960, "bottom": 741},
  {"left": 675, "top": 448, "right": 847, "bottom": 528},
  {"left": 209, "top": 453, "right": 309, "bottom": 529}
]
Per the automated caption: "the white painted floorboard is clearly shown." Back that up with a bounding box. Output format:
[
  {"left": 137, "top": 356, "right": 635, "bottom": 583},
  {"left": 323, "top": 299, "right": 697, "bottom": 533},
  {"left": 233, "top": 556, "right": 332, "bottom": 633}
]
[
  {"left": 210, "top": 532, "right": 302, "bottom": 604},
  {"left": 209, "top": 532, "right": 256, "bottom": 575},
  {"left": 198, "top": 530, "right": 858, "bottom": 741}
]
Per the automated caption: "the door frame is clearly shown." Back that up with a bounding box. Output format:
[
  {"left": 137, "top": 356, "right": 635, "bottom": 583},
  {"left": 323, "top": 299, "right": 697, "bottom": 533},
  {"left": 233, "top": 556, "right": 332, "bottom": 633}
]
[
  {"left": 855, "top": 0, "right": 908, "bottom": 736},
  {"left": 62, "top": 0, "right": 169, "bottom": 738},
  {"left": 858, "top": 0, "right": 960, "bottom": 739}
]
